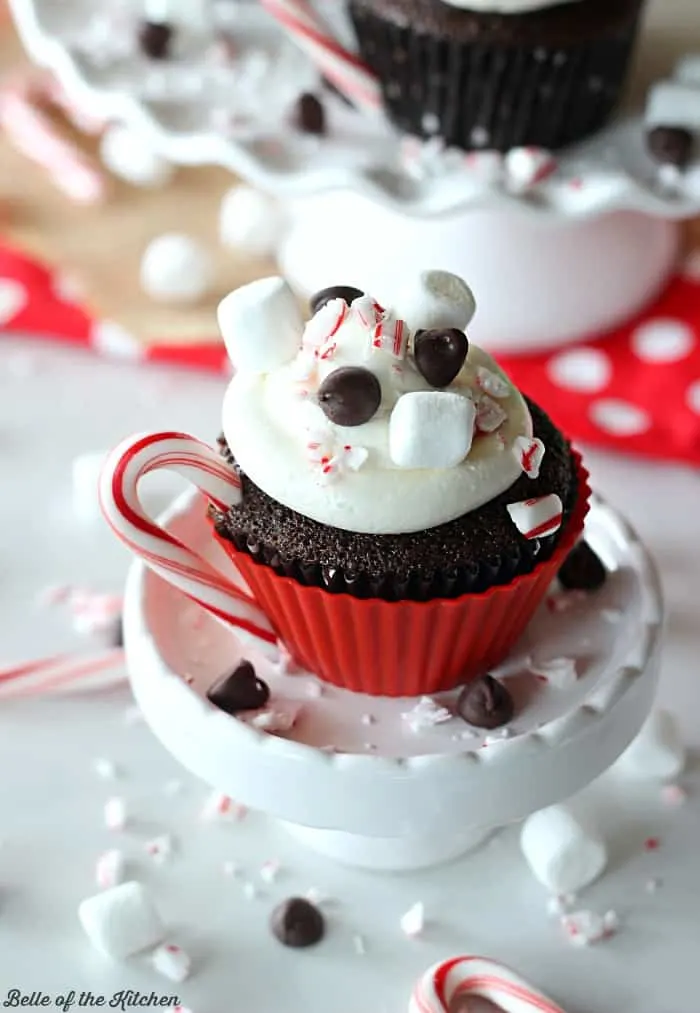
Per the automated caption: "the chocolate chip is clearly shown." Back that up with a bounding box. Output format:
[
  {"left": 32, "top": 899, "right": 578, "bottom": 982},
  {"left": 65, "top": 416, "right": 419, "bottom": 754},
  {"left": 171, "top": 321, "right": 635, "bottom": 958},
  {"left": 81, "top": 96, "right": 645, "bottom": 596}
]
[
  {"left": 206, "top": 660, "right": 270, "bottom": 714},
  {"left": 647, "top": 125, "right": 694, "bottom": 168},
  {"left": 270, "top": 897, "right": 325, "bottom": 947},
  {"left": 557, "top": 540, "right": 607, "bottom": 592},
  {"left": 317, "top": 366, "right": 381, "bottom": 426},
  {"left": 456, "top": 674, "right": 514, "bottom": 729},
  {"left": 295, "top": 93, "right": 326, "bottom": 135},
  {"left": 414, "top": 328, "right": 469, "bottom": 388},
  {"left": 138, "top": 20, "right": 174, "bottom": 60},
  {"left": 309, "top": 286, "right": 364, "bottom": 315}
]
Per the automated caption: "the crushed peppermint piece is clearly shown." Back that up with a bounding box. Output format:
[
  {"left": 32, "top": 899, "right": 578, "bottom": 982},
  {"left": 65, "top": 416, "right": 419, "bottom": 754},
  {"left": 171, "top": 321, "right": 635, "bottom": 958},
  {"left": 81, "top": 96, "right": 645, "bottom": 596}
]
[
  {"left": 95, "top": 849, "right": 126, "bottom": 889},
  {"left": 353, "top": 934, "right": 367, "bottom": 955},
  {"left": 475, "top": 394, "right": 508, "bottom": 433},
  {"left": 152, "top": 943, "right": 192, "bottom": 983},
  {"left": 644, "top": 837, "right": 661, "bottom": 851},
  {"left": 561, "top": 909, "right": 618, "bottom": 946},
  {"left": 661, "top": 784, "right": 687, "bottom": 807},
  {"left": 260, "top": 859, "right": 282, "bottom": 884},
  {"left": 94, "top": 758, "right": 119, "bottom": 780},
  {"left": 476, "top": 366, "right": 511, "bottom": 399},
  {"left": 400, "top": 902, "right": 425, "bottom": 938},
  {"left": 402, "top": 696, "right": 453, "bottom": 732},
  {"left": 104, "top": 797, "right": 127, "bottom": 831},
  {"left": 36, "top": 583, "right": 72, "bottom": 607},
  {"left": 531, "top": 657, "right": 578, "bottom": 689},
  {"left": 200, "top": 791, "right": 246, "bottom": 822},
  {"left": 513, "top": 436, "right": 546, "bottom": 479},
  {"left": 303, "top": 298, "right": 348, "bottom": 348},
  {"left": 145, "top": 835, "right": 174, "bottom": 863},
  {"left": 248, "top": 705, "right": 299, "bottom": 733}
]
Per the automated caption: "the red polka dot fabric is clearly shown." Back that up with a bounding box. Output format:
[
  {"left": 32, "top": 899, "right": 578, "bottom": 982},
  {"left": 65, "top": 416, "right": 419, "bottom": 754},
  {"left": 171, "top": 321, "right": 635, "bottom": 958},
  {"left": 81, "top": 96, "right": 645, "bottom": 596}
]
[
  {"left": 2, "top": 239, "right": 700, "bottom": 465},
  {"left": 498, "top": 253, "right": 700, "bottom": 466}
]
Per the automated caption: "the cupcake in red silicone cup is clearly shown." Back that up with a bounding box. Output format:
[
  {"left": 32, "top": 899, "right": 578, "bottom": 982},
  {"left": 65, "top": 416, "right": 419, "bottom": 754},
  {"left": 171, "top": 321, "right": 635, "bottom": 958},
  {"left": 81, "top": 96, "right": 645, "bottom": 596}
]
[{"left": 100, "top": 269, "right": 589, "bottom": 698}]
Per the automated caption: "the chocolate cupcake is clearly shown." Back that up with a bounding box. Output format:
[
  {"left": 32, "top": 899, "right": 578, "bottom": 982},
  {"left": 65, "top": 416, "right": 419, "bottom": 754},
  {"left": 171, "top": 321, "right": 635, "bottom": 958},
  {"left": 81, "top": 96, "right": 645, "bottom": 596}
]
[
  {"left": 347, "top": 0, "right": 646, "bottom": 151},
  {"left": 213, "top": 270, "right": 589, "bottom": 696}
]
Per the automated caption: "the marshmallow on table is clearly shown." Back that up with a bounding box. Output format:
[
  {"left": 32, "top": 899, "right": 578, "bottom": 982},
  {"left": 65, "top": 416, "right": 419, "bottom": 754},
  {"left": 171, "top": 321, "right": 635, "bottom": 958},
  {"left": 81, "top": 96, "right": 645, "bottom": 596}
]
[
  {"left": 389, "top": 391, "right": 475, "bottom": 469},
  {"left": 392, "top": 270, "right": 476, "bottom": 332},
  {"left": 520, "top": 804, "right": 608, "bottom": 895},
  {"left": 140, "top": 233, "right": 214, "bottom": 304},
  {"left": 614, "top": 709, "right": 685, "bottom": 781},
  {"left": 78, "top": 881, "right": 165, "bottom": 959},
  {"left": 99, "top": 125, "right": 173, "bottom": 188},
  {"left": 219, "top": 185, "right": 286, "bottom": 258},
  {"left": 217, "top": 276, "right": 303, "bottom": 373},
  {"left": 646, "top": 81, "right": 700, "bottom": 130}
]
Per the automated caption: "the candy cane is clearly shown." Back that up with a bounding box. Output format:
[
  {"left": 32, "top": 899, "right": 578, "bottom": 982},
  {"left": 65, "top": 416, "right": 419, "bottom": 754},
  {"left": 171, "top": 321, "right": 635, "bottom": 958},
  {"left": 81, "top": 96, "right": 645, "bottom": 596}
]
[
  {"left": 0, "top": 648, "right": 126, "bottom": 699},
  {"left": 258, "top": 0, "right": 382, "bottom": 114},
  {"left": 410, "top": 955, "right": 568, "bottom": 1013},
  {"left": 0, "top": 87, "right": 106, "bottom": 204},
  {"left": 99, "top": 431, "right": 277, "bottom": 653}
]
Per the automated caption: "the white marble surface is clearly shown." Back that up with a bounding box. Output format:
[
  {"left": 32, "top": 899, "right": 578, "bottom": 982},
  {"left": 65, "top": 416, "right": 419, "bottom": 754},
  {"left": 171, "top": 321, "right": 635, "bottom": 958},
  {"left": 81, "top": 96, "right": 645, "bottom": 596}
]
[{"left": 0, "top": 336, "right": 698, "bottom": 1011}]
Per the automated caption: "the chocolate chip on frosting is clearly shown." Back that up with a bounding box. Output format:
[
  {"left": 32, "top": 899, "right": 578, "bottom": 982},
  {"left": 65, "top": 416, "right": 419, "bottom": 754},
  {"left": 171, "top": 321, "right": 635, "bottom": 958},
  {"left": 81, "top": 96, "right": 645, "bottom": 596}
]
[
  {"left": 317, "top": 366, "right": 381, "bottom": 426},
  {"left": 270, "top": 897, "right": 325, "bottom": 947},
  {"left": 206, "top": 660, "right": 270, "bottom": 715},
  {"left": 647, "top": 125, "right": 694, "bottom": 168},
  {"left": 557, "top": 540, "right": 607, "bottom": 592},
  {"left": 457, "top": 674, "right": 514, "bottom": 729},
  {"left": 295, "top": 93, "right": 327, "bottom": 135},
  {"left": 309, "top": 285, "right": 364, "bottom": 315},
  {"left": 138, "top": 20, "right": 174, "bottom": 60},
  {"left": 414, "top": 328, "right": 469, "bottom": 388}
]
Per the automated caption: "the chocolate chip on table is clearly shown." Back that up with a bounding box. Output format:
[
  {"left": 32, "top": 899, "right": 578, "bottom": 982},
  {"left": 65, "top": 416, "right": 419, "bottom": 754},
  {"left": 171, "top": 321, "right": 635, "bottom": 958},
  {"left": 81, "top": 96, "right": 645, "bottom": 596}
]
[
  {"left": 295, "top": 93, "right": 327, "bottom": 136},
  {"left": 206, "top": 660, "right": 270, "bottom": 715},
  {"left": 557, "top": 540, "right": 607, "bottom": 592},
  {"left": 309, "top": 285, "right": 365, "bottom": 315},
  {"left": 646, "top": 125, "right": 694, "bottom": 168},
  {"left": 317, "top": 366, "right": 381, "bottom": 426},
  {"left": 270, "top": 897, "right": 325, "bottom": 948},
  {"left": 457, "top": 674, "right": 514, "bottom": 729},
  {"left": 414, "top": 328, "right": 469, "bottom": 388},
  {"left": 138, "top": 21, "right": 174, "bottom": 60}
]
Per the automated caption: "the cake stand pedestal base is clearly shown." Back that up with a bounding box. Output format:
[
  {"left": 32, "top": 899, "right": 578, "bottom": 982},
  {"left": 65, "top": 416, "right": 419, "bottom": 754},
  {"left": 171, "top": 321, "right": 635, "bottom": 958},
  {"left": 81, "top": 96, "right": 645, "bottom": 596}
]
[
  {"left": 279, "top": 197, "right": 679, "bottom": 353},
  {"left": 280, "top": 821, "right": 493, "bottom": 872}
]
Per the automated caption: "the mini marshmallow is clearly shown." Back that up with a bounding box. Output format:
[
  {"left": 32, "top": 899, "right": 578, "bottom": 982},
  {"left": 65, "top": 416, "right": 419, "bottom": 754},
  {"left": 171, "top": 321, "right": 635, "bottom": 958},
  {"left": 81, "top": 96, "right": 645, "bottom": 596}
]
[
  {"left": 475, "top": 394, "right": 507, "bottom": 433},
  {"left": 140, "top": 233, "right": 214, "bottom": 304},
  {"left": 389, "top": 391, "right": 475, "bottom": 469},
  {"left": 507, "top": 494, "right": 563, "bottom": 540},
  {"left": 78, "top": 881, "right": 165, "bottom": 960},
  {"left": 646, "top": 80, "right": 700, "bottom": 130},
  {"left": 95, "top": 850, "right": 126, "bottom": 889},
  {"left": 531, "top": 657, "right": 578, "bottom": 690},
  {"left": 520, "top": 804, "right": 607, "bottom": 895},
  {"left": 99, "top": 125, "right": 173, "bottom": 188},
  {"left": 392, "top": 270, "right": 476, "bottom": 332},
  {"left": 505, "top": 147, "right": 557, "bottom": 191},
  {"left": 104, "top": 797, "right": 127, "bottom": 831},
  {"left": 152, "top": 943, "right": 192, "bottom": 983},
  {"left": 219, "top": 185, "right": 286, "bottom": 258},
  {"left": 217, "top": 276, "right": 303, "bottom": 373},
  {"left": 614, "top": 709, "right": 685, "bottom": 781}
]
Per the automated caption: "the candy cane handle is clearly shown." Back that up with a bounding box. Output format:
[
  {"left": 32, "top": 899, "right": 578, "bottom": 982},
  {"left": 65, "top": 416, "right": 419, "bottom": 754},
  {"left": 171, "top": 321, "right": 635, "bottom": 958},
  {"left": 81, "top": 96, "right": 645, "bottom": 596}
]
[
  {"left": 99, "top": 431, "right": 277, "bottom": 655},
  {"left": 410, "top": 955, "right": 568, "bottom": 1013}
]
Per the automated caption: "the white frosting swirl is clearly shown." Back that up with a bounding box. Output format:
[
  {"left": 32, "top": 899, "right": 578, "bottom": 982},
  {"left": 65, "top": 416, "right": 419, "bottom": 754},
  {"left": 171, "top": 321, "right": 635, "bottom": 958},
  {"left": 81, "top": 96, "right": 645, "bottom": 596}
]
[
  {"left": 222, "top": 301, "right": 533, "bottom": 535},
  {"left": 439, "top": 0, "right": 579, "bottom": 12}
]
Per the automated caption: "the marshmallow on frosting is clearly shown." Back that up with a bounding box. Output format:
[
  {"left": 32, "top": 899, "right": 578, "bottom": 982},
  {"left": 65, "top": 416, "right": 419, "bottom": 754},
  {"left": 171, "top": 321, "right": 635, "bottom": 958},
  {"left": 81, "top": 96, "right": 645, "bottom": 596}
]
[{"left": 220, "top": 273, "right": 537, "bottom": 534}]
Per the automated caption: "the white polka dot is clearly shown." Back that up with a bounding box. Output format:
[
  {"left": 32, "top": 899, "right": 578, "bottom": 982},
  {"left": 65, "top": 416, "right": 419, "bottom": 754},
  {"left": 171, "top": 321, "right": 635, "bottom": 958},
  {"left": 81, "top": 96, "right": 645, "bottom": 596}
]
[
  {"left": 686, "top": 379, "right": 700, "bottom": 415},
  {"left": 681, "top": 249, "right": 700, "bottom": 282},
  {"left": 547, "top": 347, "right": 612, "bottom": 393},
  {"left": 0, "top": 278, "right": 27, "bottom": 325},
  {"left": 590, "top": 399, "right": 651, "bottom": 436},
  {"left": 91, "top": 320, "right": 143, "bottom": 360},
  {"left": 632, "top": 319, "right": 695, "bottom": 363}
]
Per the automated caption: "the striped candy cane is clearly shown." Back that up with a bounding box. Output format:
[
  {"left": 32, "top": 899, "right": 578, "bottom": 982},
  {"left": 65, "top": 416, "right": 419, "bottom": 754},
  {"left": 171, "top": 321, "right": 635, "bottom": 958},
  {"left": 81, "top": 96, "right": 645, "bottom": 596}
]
[
  {"left": 0, "top": 648, "right": 126, "bottom": 699},
  {"left": 259, "top": 0, "right": 382, "bottom": 114},
  {"left": 410, "top": 955, "right": 567, "bottom": 1013},
  {"left": 99, "top": 432, "right": 277, "bottom": 655},
  {"left": 0, "top": 86, "right": 106, "bottom": 204}
]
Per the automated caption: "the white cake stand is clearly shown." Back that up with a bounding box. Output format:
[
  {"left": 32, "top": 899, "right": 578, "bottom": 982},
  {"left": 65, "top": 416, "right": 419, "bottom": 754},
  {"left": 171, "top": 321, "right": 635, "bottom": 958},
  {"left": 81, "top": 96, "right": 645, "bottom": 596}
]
[
  {"left": 122, "top": 489, "right": 663, "bottom": 872},
  {"left": 9, "top": 0, "right": 700, "bottom": 350}
]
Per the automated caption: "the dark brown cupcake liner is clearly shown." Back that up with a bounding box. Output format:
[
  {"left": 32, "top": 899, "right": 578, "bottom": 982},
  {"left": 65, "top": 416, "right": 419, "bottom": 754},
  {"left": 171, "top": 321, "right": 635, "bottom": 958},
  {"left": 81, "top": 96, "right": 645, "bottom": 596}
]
[{"left": 348, "top": 0, "right": 645, "bottom": 151}]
